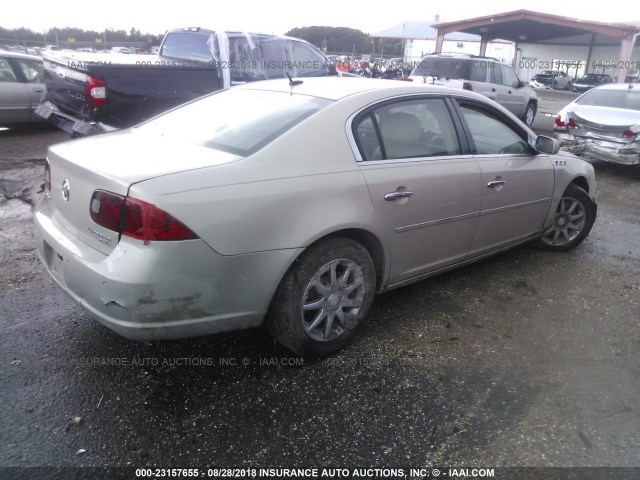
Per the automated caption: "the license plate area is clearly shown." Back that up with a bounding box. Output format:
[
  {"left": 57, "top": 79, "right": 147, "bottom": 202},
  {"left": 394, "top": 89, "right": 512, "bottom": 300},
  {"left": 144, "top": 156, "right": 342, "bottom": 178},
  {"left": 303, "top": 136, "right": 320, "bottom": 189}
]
[{"left": 43, "top": 240, "right": 64, "bottom": 281}]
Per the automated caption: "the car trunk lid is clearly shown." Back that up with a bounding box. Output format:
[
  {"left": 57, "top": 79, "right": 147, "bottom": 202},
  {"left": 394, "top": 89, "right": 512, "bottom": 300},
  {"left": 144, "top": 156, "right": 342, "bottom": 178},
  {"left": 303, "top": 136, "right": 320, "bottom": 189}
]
[{"left": 46, "top": 130, "right": 241, "bottom": 255}]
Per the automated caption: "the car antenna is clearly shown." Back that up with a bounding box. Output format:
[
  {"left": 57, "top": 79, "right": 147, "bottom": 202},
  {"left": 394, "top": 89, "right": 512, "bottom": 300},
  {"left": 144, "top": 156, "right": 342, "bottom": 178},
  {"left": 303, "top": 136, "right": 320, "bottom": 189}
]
[{"left": 286, "top": 72, "right": 303, "bottom": 87}]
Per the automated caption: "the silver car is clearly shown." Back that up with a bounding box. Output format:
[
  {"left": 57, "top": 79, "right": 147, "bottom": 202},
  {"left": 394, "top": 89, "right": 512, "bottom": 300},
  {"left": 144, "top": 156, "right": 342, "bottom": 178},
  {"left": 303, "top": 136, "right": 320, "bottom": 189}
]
[
  {"left": 409, "top": 54, "right": 538, "bottom": 127},
  {"left": 0, "top": 50, "right": 46, "bottom": 126},
  {"left": 554, "top": 83, "right": 640, "bottom": 165},
  {"left": 34, "top": 77, "right": 597, "bottom": 356}
]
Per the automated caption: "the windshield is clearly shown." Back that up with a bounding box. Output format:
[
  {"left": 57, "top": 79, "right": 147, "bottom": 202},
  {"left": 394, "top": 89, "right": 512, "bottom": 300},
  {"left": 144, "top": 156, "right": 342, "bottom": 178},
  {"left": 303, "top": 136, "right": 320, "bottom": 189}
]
[
  {"left": 137, "top": 88, "right": 332, "bottom": 156},
  {"left": 577, "top": 88, "right": 640, "bottom": 111}
]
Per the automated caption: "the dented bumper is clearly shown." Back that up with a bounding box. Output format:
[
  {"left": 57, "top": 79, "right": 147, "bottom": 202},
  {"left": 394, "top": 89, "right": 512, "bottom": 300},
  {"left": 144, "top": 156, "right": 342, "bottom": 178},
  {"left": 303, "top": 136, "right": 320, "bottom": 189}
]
[
  {"left": 33, "top": 196, "right": 301, "bottom": 341},
  {"left": 556, "top": 134, "right": 640, "bottom": 165}
]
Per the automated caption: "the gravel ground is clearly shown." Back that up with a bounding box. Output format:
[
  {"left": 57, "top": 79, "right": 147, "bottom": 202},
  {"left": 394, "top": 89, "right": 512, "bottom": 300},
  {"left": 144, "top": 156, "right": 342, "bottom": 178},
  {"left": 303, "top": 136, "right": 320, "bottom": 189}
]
[{"left": 0, "top": 124, "right": 639, "bottom": 478}]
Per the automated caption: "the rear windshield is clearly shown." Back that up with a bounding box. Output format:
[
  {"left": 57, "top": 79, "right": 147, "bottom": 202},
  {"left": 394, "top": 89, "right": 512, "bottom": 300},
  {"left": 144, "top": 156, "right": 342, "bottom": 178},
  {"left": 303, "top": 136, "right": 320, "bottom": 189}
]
[
  {"left": 412, "top": 57, "right": 472, "bottom": 80},
  {"left": 577, "top": 89, "right": 640, "bottom": 111},
  {"left": 136, "top": 88, "right": 332, "bottom": 156},
  {"left": 161, "top": 33, "right": 213, "bottom": 62}
]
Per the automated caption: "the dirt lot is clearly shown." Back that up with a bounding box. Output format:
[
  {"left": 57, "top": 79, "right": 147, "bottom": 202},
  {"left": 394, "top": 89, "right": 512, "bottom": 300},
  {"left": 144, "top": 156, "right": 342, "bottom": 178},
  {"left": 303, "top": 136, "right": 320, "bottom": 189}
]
[{"left": 0, "top": 124, "right": 639, "bottom": 477}]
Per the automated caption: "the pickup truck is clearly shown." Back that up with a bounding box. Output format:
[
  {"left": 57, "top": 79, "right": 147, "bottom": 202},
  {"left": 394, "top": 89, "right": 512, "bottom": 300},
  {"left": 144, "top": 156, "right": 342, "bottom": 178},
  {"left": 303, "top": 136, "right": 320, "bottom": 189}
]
[{"left": 36, "top": 27, "right": 333, "bottom": 135}]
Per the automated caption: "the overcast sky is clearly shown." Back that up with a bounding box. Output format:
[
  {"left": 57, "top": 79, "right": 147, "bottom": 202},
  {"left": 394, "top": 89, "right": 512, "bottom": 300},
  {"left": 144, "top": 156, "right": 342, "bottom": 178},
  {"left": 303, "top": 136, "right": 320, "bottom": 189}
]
[{"left": 2, "top": 0, "right": 638, "bottom": 36}]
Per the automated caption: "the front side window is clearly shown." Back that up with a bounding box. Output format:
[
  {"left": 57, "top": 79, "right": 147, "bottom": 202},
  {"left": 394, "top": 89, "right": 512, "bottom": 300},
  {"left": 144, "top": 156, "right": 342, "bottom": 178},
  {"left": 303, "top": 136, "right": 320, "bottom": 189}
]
[
  {"left": 501, "top": 65, "right": 520, "bottom": 88},
  {"left": 15, "top": 58, "right": 44, "bottom": 83},
  {"left": 354, "top": 98, "right": 461, "bottom": 161},
  {"left": 458, "top": 102, "right": 530, "bottom": 155}
]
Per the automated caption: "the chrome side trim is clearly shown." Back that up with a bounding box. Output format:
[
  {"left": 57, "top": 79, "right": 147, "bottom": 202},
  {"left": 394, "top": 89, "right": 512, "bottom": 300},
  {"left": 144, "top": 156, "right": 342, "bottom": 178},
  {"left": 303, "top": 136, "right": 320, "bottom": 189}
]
[
  {"left": 480, "top": 197, "right": 550, "bottom": 216},
  {"left": 395, "top": 211, "right": 480, "bottom": 233}
]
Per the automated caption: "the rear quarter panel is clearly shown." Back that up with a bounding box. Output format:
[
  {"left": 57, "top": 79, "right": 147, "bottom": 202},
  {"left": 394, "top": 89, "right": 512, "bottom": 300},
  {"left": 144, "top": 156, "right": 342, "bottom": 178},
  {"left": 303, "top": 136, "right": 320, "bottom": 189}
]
[{"left": 127, "top": 100, "right": 385, "bottom": 256}]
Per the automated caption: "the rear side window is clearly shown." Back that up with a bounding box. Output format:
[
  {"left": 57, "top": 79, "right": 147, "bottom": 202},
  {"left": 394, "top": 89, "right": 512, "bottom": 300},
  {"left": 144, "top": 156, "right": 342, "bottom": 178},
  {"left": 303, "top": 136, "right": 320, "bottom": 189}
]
[
  {"left": 354, "top": 98, "right": 461, "bottom": 160},
  {"left": 138, "top": 88, "right": 331, "bottom": 156},
  {"left": 0, "top": 57, "right": 18, "bottom": 82}
]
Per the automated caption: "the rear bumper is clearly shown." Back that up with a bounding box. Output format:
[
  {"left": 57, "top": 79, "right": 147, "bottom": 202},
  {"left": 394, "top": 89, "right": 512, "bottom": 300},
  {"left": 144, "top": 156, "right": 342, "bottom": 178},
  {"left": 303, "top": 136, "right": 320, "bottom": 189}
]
[
  {"left": 555, "top": 134, "right": 640, "bottom": 165},
  {"left": 33, "top": 195, "right": 301, "bottom": 341},
  {"left": 35, "top": 101, "right": 115, "bottom": 136}
]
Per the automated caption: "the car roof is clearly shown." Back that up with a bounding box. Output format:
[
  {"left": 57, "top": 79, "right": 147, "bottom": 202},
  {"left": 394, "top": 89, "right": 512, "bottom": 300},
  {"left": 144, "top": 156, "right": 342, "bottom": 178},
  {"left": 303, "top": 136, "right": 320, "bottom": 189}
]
[
  {"left": 235, "top": 76, "right": 487, "bottom": 101},
  {"left": 589, "top": 83, "right": 637, "bottom": 91},
  {"left": 0, "top": 50, "right": 42, "bottom": 61}
]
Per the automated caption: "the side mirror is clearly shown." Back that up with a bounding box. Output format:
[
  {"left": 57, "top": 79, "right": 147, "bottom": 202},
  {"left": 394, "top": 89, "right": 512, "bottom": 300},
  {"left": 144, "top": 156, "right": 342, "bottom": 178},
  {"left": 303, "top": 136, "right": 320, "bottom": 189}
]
[{"left": 535, "top": 135, "right": 560, "bottom": 155}]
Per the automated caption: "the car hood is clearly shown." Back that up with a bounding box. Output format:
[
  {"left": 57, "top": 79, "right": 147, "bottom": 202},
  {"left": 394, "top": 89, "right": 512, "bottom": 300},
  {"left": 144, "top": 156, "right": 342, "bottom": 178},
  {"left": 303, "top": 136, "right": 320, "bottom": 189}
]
[
  {"left": 567, "top": 104, "right": 640, "bottom": 127},
  {"left": 48, "top": 129, "right": 242, "bottom": 189}
]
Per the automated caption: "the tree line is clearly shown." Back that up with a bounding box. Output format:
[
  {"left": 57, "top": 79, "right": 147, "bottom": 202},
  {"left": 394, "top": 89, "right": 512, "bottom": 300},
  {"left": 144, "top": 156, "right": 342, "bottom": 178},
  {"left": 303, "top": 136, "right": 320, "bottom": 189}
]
[{"left": 1, "top": 25, "right": 403, "bottom": 55}]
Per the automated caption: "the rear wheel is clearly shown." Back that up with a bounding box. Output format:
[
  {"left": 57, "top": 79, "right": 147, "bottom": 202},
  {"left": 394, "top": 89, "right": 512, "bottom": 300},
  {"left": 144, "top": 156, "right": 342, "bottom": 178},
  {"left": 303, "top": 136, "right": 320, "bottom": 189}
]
[
  {"left": 552, "top": 80, "right": 558, "bottom": 89},
  {"left": 534, "top": 184, "right": 596, "bottom": 251},
  {"left": 266, "top": 237, "right": 376, "bottom": 357},
  {"left": 522, "top": 102, "right": 536, "bottom": 127}
]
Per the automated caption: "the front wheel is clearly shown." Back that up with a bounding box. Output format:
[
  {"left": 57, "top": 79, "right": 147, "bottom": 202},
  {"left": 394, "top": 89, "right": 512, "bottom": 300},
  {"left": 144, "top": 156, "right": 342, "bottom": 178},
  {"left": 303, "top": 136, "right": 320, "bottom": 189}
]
[
  {"left": 522, "top": 102, "right": 536, "bottom": 127},
  {"left": 266, "top": 237, "right": 376, "bottom": 357},
  {"left": 534, "top": 184, "right": 596, "bottom": 251}
]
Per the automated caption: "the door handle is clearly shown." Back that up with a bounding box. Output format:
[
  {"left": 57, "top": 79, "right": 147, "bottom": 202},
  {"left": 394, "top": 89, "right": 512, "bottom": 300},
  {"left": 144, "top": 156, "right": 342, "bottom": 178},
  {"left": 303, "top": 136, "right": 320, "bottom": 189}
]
[
  {"left": 487, "top": 180, "right": 506, "bottom": 188},
  {"left": 384, "top": 191, "right": 414, "bottom": 201}
]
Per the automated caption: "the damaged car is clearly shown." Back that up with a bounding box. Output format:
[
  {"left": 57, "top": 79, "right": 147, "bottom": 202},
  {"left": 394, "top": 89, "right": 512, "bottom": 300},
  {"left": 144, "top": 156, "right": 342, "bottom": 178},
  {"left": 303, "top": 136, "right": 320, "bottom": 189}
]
[
  {"left": 529, "top": 70, "right": 572, "bottom": 90},
  {"left": 554, "top": 83, "right": 640, "bottom": 165},
  {"left": 35, "top": 77, "right": 597, "bottom": 357}
]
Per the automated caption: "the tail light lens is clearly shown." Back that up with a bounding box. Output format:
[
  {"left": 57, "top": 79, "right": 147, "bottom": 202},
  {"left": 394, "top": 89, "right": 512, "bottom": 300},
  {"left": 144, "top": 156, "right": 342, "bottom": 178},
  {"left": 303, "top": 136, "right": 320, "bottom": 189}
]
[
  {"left": 44, "top": 158, "right": 51, "bottom": 192},
  {"left": 554, "top": 114, "right": 578, "bottom": 130},
  {"left": 89, "top": 190, "right": 197, "bottom": 242},
  {"left": 86, "top": 75, "right": 106, "bottom": 108},
  {"left": 622, "top": 129, "right": 638, "bottom": 139}
]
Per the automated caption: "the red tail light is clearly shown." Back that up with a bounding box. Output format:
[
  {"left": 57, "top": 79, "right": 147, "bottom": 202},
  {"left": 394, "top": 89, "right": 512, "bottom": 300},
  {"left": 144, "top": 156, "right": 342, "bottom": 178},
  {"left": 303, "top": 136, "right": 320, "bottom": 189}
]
[
  {"left": 44, "top": 158, "right": 51, "bottom": 192},
  {"left": 555, "top": 114, "right": 577, "bottom": 130},
  {"left": 622, "top": 129, "right": 637, "bottom": 139},
  {"left": 123, "top": 197, "right": 197, "bottom": 242},
  {"left": 90, "top": 190, "right": 197, "bottom": 242},
  {"left": 86, "top": 75, "right": 106, "bottom": 108}
]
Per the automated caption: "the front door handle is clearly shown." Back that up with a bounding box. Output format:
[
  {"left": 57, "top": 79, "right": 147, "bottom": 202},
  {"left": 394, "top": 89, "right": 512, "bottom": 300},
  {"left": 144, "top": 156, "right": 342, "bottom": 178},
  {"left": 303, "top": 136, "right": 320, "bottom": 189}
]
[
  {"left": 384, "top": 191, "right": 414, "bottom": 201},
  {"left": 487, "top": 180, "right": 506, "bottom": 188}
]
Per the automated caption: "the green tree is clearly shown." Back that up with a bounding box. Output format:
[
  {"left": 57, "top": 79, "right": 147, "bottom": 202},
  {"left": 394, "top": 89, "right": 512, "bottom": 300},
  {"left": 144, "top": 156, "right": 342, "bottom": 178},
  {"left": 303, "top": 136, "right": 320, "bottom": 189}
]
[{"left": 285, "top": 26, "right": 370, "bottom": 55}]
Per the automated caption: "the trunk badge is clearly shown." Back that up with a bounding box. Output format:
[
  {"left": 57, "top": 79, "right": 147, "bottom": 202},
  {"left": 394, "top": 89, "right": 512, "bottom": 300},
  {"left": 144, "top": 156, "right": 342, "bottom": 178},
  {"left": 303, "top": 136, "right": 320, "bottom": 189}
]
[{"left": 62, "top": 179, "right": 70, "bottom": 201}]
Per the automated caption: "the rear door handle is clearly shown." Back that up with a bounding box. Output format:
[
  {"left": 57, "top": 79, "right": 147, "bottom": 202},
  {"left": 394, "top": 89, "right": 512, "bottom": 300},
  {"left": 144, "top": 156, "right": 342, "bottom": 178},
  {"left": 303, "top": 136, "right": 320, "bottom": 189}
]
[
  {"left": 384, "top": 191, "right": 414, "bottom": 201},
  {"left": 487, "top": 180, "right": 506, "bottom": 188}
]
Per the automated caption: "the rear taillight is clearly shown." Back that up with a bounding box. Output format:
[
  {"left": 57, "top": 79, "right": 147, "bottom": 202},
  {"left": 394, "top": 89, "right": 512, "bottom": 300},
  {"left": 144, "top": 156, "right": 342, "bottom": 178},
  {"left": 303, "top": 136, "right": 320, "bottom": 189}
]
[
  {"left": 89, "top": 190, "right": 197, "bottom": 243},
  {"left": 622, "top": 129, "right": 638, "bottom": 139},
  {"left": 123, "top": 197, "right": 197, "bottom": 242},
  {"left": 462, "top": 82, "right": 473, "bottom": 91},
  {"left": 554, "top": 114, "right": 577, "bottom": 130},
  {"left": 86, "top": 75, "right": 106, "bottom": 108},
  {"left": 44, "top": 158, "right": 51, "bottom": 192},
  {"left": 90, "top": 190, "right": 125, "bottom": 231}
]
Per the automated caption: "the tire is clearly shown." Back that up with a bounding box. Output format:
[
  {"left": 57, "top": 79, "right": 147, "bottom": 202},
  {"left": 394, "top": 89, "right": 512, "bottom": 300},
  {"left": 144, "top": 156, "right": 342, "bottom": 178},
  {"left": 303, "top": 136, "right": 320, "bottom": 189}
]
[
  {"left": 552, "top": 80, "right": 558, "bottom": 89},
  {"left": 266, "top": 237, "right": 376, "bottom": 357},
  {"left": 534, "top": 184, "right": 596, "bottom": 251},
  {"left": 522, "top": 102, "right": 536, "bottom": 127},
  {"left": 566, "top": 81, "right": 572, "bottom": 90}
]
